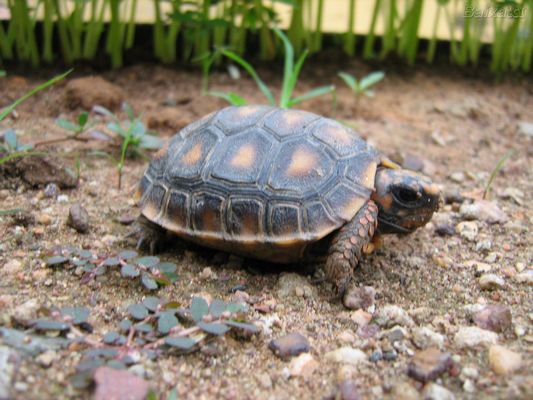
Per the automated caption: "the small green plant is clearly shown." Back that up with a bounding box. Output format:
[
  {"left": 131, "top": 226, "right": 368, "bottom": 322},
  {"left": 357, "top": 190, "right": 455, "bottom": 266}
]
[
  {"left": 212, "top": 28, "right": 335, "bottom": 108},
  {"left": 55, "top": 111, "right": 91, "bottom": 137},
  {"left": 337, "top": 71, "right": 385, "bottom": 97},
  {"left": 483, "top": 150, "right": 514, "bottom": 200},
  {"left": 46, "top": 248, "right": 178, "bottom": 290},
  {"left": 94, "top": 103, "right": 163, "bottom": 189}
]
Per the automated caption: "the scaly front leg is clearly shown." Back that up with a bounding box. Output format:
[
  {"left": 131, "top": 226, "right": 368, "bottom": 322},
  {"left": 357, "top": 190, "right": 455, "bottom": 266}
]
[{"left": 324, "top": 200, "right": 378, "bottom": 309}]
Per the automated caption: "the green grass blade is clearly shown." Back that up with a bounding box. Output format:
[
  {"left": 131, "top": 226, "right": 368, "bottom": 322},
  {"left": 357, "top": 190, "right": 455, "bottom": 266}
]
[
  {"left": 288, "top": 85, "right": 335, "bottom": 107},
  {"left": 274, "top": 28, "right": 295, "bottom": 109},
  {"left": 208, "top": 91, "right": 248, "bottom": 106},
  {"left": 220, "top": 49, "right": 275, "bottom": 105},
  {"left": 359, "top": 71, "right": 385, "bottom": 90},
  {"left": 283, "top": 49, "right": 309, "bottom": 108},
  {"left": 337, "top": 72, "right": 358, "bottom": 92},
  {"left": 0, "top": 69, "right": 72, "bottom": 121}
]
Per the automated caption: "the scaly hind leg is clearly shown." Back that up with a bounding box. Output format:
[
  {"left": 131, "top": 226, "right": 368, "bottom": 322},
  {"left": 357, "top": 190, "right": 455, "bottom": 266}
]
[
  {"left": 324, "top": 200, "right": 378, "bottom": 309},
  {"left": 136, "top": 214, "right": 168, "bottom": 255}
]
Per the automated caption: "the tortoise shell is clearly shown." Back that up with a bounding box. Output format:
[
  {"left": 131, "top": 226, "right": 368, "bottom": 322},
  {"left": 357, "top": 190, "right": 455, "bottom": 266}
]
[{"left": 137, "top": 105, "right": 381, "bottom": 262}]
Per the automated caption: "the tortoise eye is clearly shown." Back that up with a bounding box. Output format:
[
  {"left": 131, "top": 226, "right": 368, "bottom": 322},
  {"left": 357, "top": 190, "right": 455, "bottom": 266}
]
[{"left": 393, "top": 186, "right": 420, "bottom": 204}]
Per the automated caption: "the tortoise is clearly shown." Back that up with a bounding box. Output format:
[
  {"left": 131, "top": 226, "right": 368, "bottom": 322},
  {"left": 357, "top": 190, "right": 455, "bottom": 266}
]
[{"left": 136, "top": 105, "right": 441, "bottom": 308}]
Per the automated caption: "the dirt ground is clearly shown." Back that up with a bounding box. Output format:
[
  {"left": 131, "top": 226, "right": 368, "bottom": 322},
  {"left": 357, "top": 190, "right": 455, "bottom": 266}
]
[{"left": 0, "top": 61, "right": 532, "bottom": 400}]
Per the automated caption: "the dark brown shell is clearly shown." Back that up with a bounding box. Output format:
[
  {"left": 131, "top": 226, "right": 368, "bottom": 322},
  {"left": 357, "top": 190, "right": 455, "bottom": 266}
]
[{"left": 137, "top": 105, "right": 380, "bottom": 262}]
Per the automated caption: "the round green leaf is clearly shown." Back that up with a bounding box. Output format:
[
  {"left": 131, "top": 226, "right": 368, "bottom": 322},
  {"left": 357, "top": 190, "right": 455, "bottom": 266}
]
[
  {"left": 46, "top": 256, "right": 69, "bottom": 266},
  {"left": 118, "top": 250, "right": 138, "bottom": 260},
  {"left": 121, "top": 264, "right": 140, "bottom": 278},
  {"left": 119, "top": 319, "right": 132, "bottom": 332},
  {"left": 136, "top": 256, "right": 159, "bottom": 268},
  {"left": 164, "top": 336, "right": 196, "bottom": 350},
  {"left": 32, "top": 318, "right": 70, "bottom": 332},
  {"left": 157, "top": 311, "right": 178, "bottom": 335},
  {"left": 103, "top": 257, "right": 120, "bottom": 266},
  {"left": 142, "top": 296, "right": 160, "bottom": 312},
  {"left": 190, "top": 297, "right": 209, "bottom": 323},
  {"left": 157, "top": 262, "right": 177, "bottom": 274},
  {"left": 103, "top": 331, "right": 120, "bottom": 344},
  {"left": 134, "top": 323, "right": 154, "bottom": 333},
  {"left": 61, "top": 307, "right": 90, "bottom": 324},
  {"left": 224, "top": 320, "right": 259, "bottom": 333},
  {"left": 141, "top": 274, "right": 158, "bottom": 290},
  {"left": 127, "top": 303, "right": 148, "bottom": 320},
  {"left": 197, "top": 321, "right": 230, "bottom": 336},
  {"left": 209, "top": 299, "right": 227, "bottom": 318}
]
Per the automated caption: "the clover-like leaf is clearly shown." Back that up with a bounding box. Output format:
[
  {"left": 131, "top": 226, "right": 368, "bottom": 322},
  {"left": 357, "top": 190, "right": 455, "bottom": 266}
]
[
  {"left": 141, "top": 273, "right": 158, "bottom": 290},
  {"left": 157, "top": 262, "right": 177, "bottom": 274},
  {"left": 103, "top": 257, "right": 120, "bottom": 266},
  {"left": 157, "top": 311, "right": 179, "bottom": 335},
  {"left": 127, "top": 303, "right": 148, "bottom": 320},
  {"left": 136, "top": 256, "right": 159, "bottom": 268},
  {"left": 197, "top": 321, "right": 230, "bottom": 336},
  {"left": 118, "top": 250, "right": 138, "bottom": 260},
  {"left": 209, "top": 299, "right": 227, "bottom": 318},
  {"left": 134, "top": 323, "right": 154, "bottom": 333},
  {"left": 118, "top": 319, "right": 132, "bottom": 332},
  {"left": 224, "top": 320, "right": 259, "bottom": 333},
  {"left": 120, "top": 264, "right": 139, "bottom": 278},
  {"left": 103, "top": 331, "right": 120, "bottom": 344},
  {"left": 164, "top": 336, "right": 196, "bottom": 350},
  {"left": 61, "top": 306, "right": 90, "bottom": 324},
  {"left": 46, "top": 256, "right": 69, "bottom": 266},
  {"left": 190, "top": 297, "right": 209, "bottom": 323},
  {"left": 226, "top": 302, "right": 247, "bottom": 314},
  {"left": 142, "top": 296, "right": 160, "bottom": 312},
  {"left": 32, "top": 318, "right": 70, "bottom": 332}
]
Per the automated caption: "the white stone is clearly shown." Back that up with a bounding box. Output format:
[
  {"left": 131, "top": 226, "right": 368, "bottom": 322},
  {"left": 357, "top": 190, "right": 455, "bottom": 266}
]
[
  {"left": 325, "top": 347, "right": 368, "bottom": 366},
  {"left": 514, "top": 270, "right": 533, "bottom": 286},
  {"left": 422, "top": 383, "right": 456, "bottom": 400},
  {"left": 456, "top": 221, "right": 478, "bottom": 241},
  {"left": 454, "top": 327, "right": 498, "bottom": 349},
  {"left": 479, "top": 274, "right": 505, "bottom": 290},
  {"left": 488, "top": 345, "right": 523, "bottom": 376},
  {"left": 3, "top": 259, "right": 22, "bottom": 274},
  {"left": 289, "top": 353, "right": 318, "bottom": 378},
  {"left": 412, "top": 326, "right": 445, "bottom": 349},
  {"left": 375, "top": 305, "right": 414, "bottom": 328}
]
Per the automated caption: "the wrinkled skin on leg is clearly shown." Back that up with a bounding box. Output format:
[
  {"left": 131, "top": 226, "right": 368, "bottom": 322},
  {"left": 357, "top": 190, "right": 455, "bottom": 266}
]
[{"left": 324, "top": 200, "right": 378, "bottom": 309}]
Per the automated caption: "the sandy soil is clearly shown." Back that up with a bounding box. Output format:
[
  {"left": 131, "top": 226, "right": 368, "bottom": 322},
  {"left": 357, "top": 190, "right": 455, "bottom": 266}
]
[{"left": 0, "top": 61, "right": 532, "bottom": 400}]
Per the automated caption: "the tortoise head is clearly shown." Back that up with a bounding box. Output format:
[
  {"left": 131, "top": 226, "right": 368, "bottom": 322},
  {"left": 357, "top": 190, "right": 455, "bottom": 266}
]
[{"left": 371, "top": 168, "right": 442, "bottom": 234}]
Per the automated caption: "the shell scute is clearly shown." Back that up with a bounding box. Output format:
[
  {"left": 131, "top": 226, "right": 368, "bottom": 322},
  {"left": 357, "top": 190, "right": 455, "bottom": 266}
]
[
  {"left": 211, "top": 129, "right": 274, "bottom": 184},
  {"left": 263, "top": 108, "right": 319, "bottom": 138}
]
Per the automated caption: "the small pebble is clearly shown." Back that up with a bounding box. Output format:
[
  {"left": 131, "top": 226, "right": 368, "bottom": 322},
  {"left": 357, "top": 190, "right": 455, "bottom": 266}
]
[
  {"left": 370, "top": 350, "right": 382, "bottom": 362},
  {"left": 57, "top": 194, "right": 69, "bottom": 203},
  {"left": 288, "top": 353, "right": 318, "bottom": 378},
  {"left": 459, "top": 200, "right": 508, "bottom": 224},
  {"left": 412, "top": 326, "right": 445, "bottom": 349},
  {"left": 3, "top": 259, "right": 22, "bottom": 274},
  {"left": 455, "top": 221, "right": 478, "bottom": 241},
  {"left": 478, "top": 274, "right": 505, "bottom": 290},
  {"left": 422, "top": 383, "right": 456, "bottom": 400},
  {"left": 325, "top": 347, "right": 368, "bottom": 366},
  {"left": 454, "top": 326, "right": 498, "bottom": 349},
  {"left": 472, "top": 304, "right": 512, "bottom": 333},
  {"left": 67, "top": 203, "right": 90, "bottom": 233},
  {"left": 514, "top": 270, "right": 533, "bottom": 286},
  {"left": 269, "top": 333, "right": 310, "bottom": 359},
  {"left": 407, "top": 348, "right": 452, "bottom": 382},
  {"left": 488, "top": 345, "right": 522, "bottom": 376},
  {"left": 382, "top": 350, "right": 397, "bottom": 361},
  {"left": 350, "top": 309, "right": 372, "bottom": 327},
  {"left": 343, "top": 286, "right": 375, "bottom": 311},
  {"left": 43, "top": 183, "right": 59, "bottom": 198}
]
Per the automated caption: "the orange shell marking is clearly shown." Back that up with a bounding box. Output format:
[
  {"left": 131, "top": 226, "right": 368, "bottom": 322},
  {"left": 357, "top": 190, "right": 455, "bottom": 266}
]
[
  {"left": 182, "top": 143, "right": 202, "bottom": 165},
  {"left": 286, "top": 148, "right": 317, "bottom": 177},
  {"left": 230, "top": 144, "right": 256, "bottom": 169},
  {"left": 324, "top": 125, "right": 354, "bottom": 145}
]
